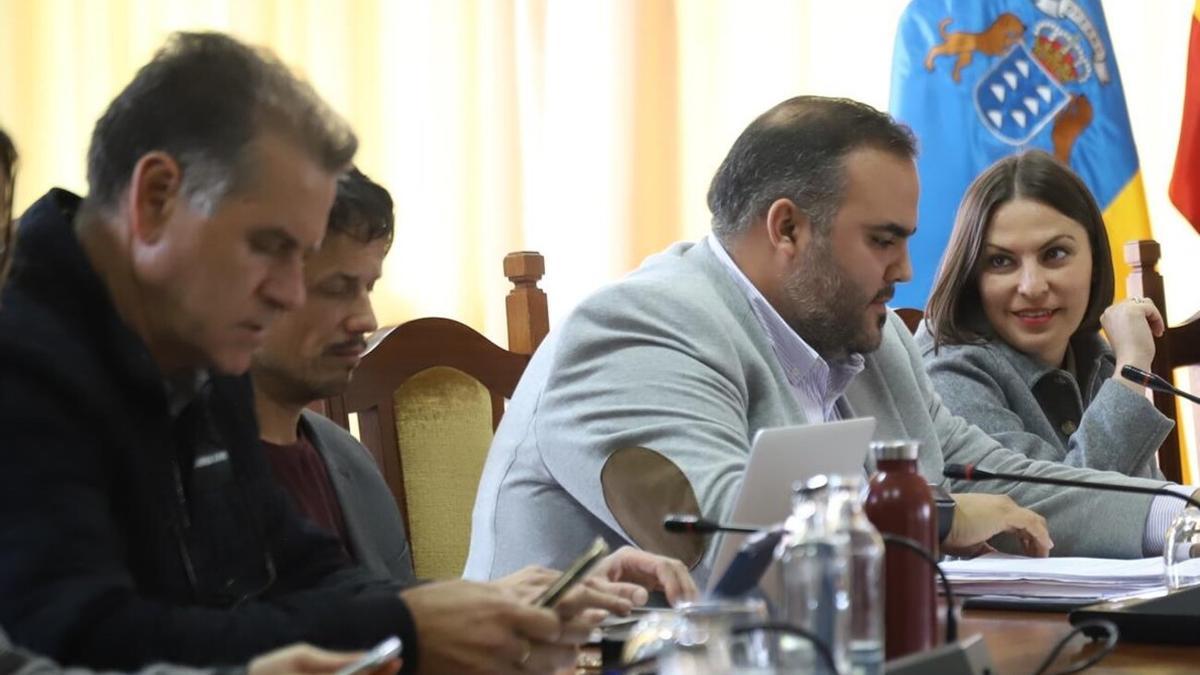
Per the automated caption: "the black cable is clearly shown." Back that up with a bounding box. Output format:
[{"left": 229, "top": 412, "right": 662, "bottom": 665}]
[
  {"left": 881, "top": 534, "right": 957, "bottom": 643},
  {"left": 1030, "top": 619, "right": 1119, "bottom": 675},
  {"left": 730, "top": 622, "right": 840, "bottom": 675}
]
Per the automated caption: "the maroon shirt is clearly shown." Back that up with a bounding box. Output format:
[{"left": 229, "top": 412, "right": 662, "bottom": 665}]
[{"left": 261, "top": 432, "right": 353, "bottom": 562}]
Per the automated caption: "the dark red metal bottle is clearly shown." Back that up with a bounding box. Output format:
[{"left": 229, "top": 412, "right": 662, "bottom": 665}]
[{"left": 863, "top": 440, "right": 938, "bottom": 660}]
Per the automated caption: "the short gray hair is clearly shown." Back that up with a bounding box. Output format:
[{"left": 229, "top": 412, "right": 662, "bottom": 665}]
[{"left": 86, "top": 31, "right": 357, "bottom": 216}]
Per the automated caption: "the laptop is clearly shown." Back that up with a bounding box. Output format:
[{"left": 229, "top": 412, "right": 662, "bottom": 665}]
[{"left": 705, "top": 417, "right": 877, "bottom": 600}]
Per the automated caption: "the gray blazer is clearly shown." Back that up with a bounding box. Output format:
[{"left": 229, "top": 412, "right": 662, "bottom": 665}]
[
  {"left": 915, "top": 326, "right": 1171, "bottom": 479},
  {"left": 301, "top": 410, "right": 416, "bottom": 586},
  {"left": 465, "top": 242, "right": 1171, "bottom": 583}
]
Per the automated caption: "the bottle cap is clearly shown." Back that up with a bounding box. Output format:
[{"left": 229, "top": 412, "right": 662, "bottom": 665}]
[
  {"left": 792, "top": 473, "right": 829, "bottom": 495},
  {"left": 871, "top": 440, "right": 919, "bottom": 461}
]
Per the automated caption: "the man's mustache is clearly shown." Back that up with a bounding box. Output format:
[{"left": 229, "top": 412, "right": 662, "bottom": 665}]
[
  {"left": 872, "top": 285, "right": 896, "bottom": 304},
  {"left": 325, "top": 338, "right": 368, "bottom": 354}
]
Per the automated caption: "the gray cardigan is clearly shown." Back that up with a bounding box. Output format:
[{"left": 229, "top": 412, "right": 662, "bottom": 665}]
[
  {"left": 915, "top": 325, "right": 1172, "bottom": 479},
  {"left": 465, "top": 241, "right": 1172, "bottom": 583}
]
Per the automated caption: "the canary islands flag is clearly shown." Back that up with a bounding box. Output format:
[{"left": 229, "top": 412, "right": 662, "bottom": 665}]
[{"left": 890, "top": 0, "right": 1152, "bottom": 308}]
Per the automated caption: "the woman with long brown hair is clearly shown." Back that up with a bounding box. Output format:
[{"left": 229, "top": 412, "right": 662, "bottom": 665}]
[{"left": 917, "top": 150, "right": 1169, "bottom": 478}]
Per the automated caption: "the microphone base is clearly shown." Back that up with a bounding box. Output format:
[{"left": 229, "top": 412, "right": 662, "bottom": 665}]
[{"left": 884, "top": 634, "right": 993, "bottom": 675}]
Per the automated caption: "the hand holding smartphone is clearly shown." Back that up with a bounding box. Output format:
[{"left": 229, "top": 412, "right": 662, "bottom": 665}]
[
  {"left": 333, "top": 636, "right": 402, "bottom": 675},
  {"left": 533, "top": 536, "right": 610, "bottom": 607}
]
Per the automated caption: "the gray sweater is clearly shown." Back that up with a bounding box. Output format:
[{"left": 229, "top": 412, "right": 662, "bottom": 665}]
[{"left": 914, "top": 325, "right": 1171, "bottom": 479}]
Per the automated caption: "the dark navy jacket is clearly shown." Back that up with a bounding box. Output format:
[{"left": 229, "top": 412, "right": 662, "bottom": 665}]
[{"left": 0, "top": 190, "right": 419, "bottom": 671}]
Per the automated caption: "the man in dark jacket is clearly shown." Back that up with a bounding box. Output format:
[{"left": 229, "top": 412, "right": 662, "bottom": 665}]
[
  {"left": 251, "top": 168, "right": 417, "bottom": 586},
  {"left": 0, "top": 32, "right": 579, "bottom": 675}
]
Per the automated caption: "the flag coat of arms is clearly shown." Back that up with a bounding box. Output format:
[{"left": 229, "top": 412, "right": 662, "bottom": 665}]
[{"left": 890, "top": 0, "right": 1151, "bottom": 308}]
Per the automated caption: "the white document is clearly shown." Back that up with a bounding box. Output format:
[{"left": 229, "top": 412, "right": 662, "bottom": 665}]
[{"left": 941, "top": 552, "right": 1200, "bottom": 601}]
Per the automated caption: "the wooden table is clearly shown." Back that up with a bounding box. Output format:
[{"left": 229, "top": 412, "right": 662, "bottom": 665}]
[
  {"left": 963, "top": 609, "right": 1200, "bottom": 673},
  {"left": 581, "top": 608, "right": 1200, "bottom": 673}
]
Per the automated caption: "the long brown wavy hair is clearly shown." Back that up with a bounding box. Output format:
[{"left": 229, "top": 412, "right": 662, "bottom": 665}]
[{"left": 925, "top": 150, "right": 1114, "bottom": 351}]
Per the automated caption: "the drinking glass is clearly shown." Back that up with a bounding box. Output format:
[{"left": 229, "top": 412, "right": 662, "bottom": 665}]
[
  {"left": 620, "top": 598, "right": 768, "bottom": 674},
  {"left": 1164, "top": 507, "right": 1200, "bottom": 590}
]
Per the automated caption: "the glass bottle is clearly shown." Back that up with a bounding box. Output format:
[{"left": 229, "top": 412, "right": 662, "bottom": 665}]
[
  {"left": 621, "top": 598, "right": 769, "bottom": 674},
  {"left": 828, "top": 474, "right": 884, "bottom": 675},
  {"left": 778, "top": 475, "right": 849, "bottom": 675},
  {"left": 1164, "top": 507, "right": 1200, "bottom": 590}
]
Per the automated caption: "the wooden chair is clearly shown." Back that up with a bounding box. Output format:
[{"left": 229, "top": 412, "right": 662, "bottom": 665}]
[
  {"left": 895, "top": 308, "right": 924, "bottom": 334},
  {"left": 322, "top": 251, "right": 549, "bottom": 578},
  {"left": 1125, "top": 240, "right": 1200, "bottom": 484}
]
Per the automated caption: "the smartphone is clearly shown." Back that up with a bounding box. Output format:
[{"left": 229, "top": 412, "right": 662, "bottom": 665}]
[
  {"left": 534, "top": 536, "right": 611, "bottom": 607},
  {"left": 333, "top": 636, "right": 403, "bottom": 675}
]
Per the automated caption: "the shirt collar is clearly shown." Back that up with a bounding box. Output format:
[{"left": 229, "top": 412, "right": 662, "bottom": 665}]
[{"left": 705, "top": 235, "right": 863, "bottom": 396}]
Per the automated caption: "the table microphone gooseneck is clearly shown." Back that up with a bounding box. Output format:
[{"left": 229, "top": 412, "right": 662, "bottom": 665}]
[
  {"left": 662, "top": 514, "right": 957, "bottom": 642},
  {"left": 944, "top": 464, "right": 1200, "bottom": 511},
  {"left": 1121, "top": 364, "right": 1200, "bottom": 407}
]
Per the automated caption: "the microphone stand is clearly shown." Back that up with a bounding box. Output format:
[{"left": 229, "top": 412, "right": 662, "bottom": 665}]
[
  {"left": 1122, "top": 364, "right": 1200, "bottom": 407},
  {"left": 944, "top": 464, "right": 1200, "bottom": 511}
]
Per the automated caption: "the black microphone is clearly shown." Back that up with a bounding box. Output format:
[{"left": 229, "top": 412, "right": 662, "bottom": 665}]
[
  {"left": 662, "top": 514, "right": 758, "bottom": 535},
  {"left": 944, "top": 463, "right": 1200, "bottom": 510},
  {"left": 1121, "top": 365, "right": 1200, "bottom": 406},
  {"left": 663, "top": 514, "right": 780, "bottom": 598}
]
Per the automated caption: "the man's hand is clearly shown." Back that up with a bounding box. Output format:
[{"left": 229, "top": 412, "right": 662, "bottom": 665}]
[
  {"left": 494, "top": 565, "right": 631, "bottom": 614},
  {"left": 247, "top": 644, "right": 400, "bottom": 675},
  {"left": 495, "top": 547, "right": 698, "bottom": 614},
  {"left": 400, "top": 579, "right": 576, "bottom": 675},
  {"left": 591, "top": 546, "right": 698, "bottom": 606},
  {"left": 944, "top": 493, "right": 1053, "bottom": 557}
]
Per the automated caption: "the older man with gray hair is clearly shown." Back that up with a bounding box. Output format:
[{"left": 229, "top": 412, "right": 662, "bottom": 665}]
[{"left": 0, "top": 31, "right": 605, "bottom": 675}]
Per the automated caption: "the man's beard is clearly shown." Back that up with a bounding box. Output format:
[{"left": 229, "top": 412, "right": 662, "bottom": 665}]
[
  {"left": 780, "top": 237, "right": 890, "bottom": 360},
  {"left": 252, "top": 355, "right": 351, "bottom": 405}
]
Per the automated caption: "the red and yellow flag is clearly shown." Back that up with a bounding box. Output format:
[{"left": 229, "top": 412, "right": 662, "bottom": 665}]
[{"left": 1170, "top": 0, "right": 1200, "bottom": 233}]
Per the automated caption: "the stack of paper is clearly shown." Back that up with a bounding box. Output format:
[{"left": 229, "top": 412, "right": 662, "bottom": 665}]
[{"left": 940, "top": 552, "right": 1200, "bottom": 603}]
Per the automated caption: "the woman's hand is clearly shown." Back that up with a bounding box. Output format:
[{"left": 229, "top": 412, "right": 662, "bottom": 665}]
[{"left": 1102, "top": 297, "right": 1164, "bottom": 390}]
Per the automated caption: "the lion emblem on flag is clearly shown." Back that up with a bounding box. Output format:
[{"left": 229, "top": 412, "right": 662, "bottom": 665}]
[{"left": 924, "top": 0, "right": 1111, "bottom": 162}]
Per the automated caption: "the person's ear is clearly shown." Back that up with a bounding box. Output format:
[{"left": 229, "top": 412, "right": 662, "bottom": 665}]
[
  {"left": 763, "top": 198, "right": 812, "bottom": 256},
  {"left": 127, "top": 152, "right": 185, "bottom": 245}
]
